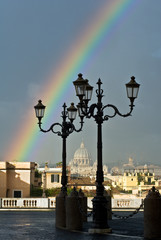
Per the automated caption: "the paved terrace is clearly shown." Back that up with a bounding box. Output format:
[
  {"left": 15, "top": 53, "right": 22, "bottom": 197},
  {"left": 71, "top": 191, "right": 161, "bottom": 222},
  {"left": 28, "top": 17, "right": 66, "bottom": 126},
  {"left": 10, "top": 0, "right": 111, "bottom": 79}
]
[{"left": 0, "top": 210, "right": 144, "bottom": 240}]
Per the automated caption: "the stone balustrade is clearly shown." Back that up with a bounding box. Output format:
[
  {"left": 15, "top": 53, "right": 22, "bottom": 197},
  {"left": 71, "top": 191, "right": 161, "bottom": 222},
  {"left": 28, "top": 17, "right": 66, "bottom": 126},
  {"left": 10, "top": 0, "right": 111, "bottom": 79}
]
[
  {"left": 0, "top": 197, "right": 143, "bottom": 209},
  {"left": 1, "top": 198, "right": 56, "bottom": 209},
  {"left": 112, "top": 198, "right": 143, "bottom": 209},
  {"left": 87, "top": 197, "right": 144, "bottom": 210}
]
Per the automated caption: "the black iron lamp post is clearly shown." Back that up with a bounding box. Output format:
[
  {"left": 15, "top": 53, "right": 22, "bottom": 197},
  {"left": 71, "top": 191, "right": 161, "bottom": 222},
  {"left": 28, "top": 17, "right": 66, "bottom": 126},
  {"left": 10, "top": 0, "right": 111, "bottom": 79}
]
[
  {"left": 73, "top": 73, "right": 140, "bottom": 229},
  {"left": 34, "top": 100, "right": 84, "bottom": 193}
]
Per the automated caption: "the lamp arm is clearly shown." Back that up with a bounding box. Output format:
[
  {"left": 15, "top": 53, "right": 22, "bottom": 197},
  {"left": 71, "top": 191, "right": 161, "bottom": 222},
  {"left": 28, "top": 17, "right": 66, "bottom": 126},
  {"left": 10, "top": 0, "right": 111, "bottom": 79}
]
[
  {"left": 62, "top": 122, "right": 74, "bottom": 137},
  {"left": 102, "top": 104, "right": 133, "bottom": 121},
  {"left": 38, "top": 122, "right": 62, "bottom": 136},
  {"left": 80, "top": 103, "right": 98, "bottom": 118},
  {"left": 51, "top": 123, "right": 63, "bottom": 136},
  {"left": 72, "top": 119, "right": 84, "bottom": 133}
]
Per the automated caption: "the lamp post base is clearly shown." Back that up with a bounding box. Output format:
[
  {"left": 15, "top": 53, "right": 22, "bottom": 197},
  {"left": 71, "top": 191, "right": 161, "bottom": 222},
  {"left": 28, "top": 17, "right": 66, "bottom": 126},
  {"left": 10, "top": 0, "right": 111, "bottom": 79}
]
[
  {"left": 92, "top": 195, "right": 110, "bottom": 229},
  {"left": 56, "top": 191, "right": 67, "bottom": 228}
]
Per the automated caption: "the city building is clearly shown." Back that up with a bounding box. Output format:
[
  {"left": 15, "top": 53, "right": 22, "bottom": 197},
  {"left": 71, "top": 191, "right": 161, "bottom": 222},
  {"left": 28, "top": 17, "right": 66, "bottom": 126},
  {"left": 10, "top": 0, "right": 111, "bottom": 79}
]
[
  {"left": 68, "top": 141, "right": 108, "bottom": 177},
  {"left": 68, "top": 176, "right": 110, "bottom": 191},
  {"left": 0, "top": 161, "right": 36, "bottom": 198},
  {"left": 121, "top": 172, "right": 138, "bottom": 191},
  {"left": 38, "top": 163, "right": 62, "bottom": 189},
  {"left": 135, "top": 164, "right": 161, "bottom": 177},
  {"left": 107, "top": 158, "right": 160, "bottom": 193},
  {"left": 123, "top": 157, "right": 135, "bottom": 170}
]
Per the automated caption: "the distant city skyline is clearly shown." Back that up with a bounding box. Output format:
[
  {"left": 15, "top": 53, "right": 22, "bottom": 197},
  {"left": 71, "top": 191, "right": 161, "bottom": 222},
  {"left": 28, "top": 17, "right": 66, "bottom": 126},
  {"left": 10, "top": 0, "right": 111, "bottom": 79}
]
[{"left": 0, "top": 0, "right": 161, "bottom": 166}]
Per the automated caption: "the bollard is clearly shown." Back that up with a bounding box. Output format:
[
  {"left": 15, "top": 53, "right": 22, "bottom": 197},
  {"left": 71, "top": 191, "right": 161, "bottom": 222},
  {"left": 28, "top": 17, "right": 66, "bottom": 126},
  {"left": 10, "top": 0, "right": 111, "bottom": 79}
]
[
  {"left": 144, "top": 186, "right": 161, "bottom": 239},
  {"left": 66, "top": 187, "right": 83, "bottom": 230},
  {"left": 56, "top": 191, "right": 67, "bottom": 228},
  {"left": 78, "top": 189, "right": 87, "bottom": 222},
  {"left": 104, "top": 190, "right": 112, "bottom": 220}
]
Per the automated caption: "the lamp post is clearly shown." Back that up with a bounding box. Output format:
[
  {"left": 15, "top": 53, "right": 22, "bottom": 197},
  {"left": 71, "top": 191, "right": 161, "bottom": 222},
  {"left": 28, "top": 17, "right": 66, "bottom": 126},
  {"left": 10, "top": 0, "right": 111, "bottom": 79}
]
[
  {"left": 73, "top": 73, "right": 140, "bottom": 230},
  {"left": 34, "top": 101, "right": 84, "bottom": 194}
]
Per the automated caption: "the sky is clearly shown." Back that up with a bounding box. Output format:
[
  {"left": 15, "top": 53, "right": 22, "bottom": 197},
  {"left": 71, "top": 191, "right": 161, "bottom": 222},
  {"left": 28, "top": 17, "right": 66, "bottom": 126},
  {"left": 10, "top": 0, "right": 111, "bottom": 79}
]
[{"left": 0, "top": 0, "right": 161, "bottom": 168}]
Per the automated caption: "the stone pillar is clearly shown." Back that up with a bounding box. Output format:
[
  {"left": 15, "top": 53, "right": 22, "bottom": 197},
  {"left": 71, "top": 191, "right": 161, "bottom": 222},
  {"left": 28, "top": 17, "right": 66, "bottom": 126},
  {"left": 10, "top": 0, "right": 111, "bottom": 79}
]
[
  {"left": 78, "top": 189, "right": 87, "bottom": 222},
  {"left": 66, "top": 187, "right": 83, "bottom": 230},
  {"left": 144, "top": 186, "right": 161, "bottom": 239},
  {"left": 104, "top": 190, "right": 112, "bottom": 220},
  {"left": 56, "top": 191, "right": 67, "bottom": 228}
]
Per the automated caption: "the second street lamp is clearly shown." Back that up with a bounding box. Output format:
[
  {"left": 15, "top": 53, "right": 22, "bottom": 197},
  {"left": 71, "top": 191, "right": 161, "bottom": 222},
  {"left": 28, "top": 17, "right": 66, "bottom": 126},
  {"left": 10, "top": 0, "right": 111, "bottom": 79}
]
[
  {"left": 34, "top": 101, "right": 84, "bottom": 228},
  {"left": 73, "top": 73, "right": 140, "bottom": 230},
  {"left": 34, "top": 101, "right": 84, "bottom": 193}
]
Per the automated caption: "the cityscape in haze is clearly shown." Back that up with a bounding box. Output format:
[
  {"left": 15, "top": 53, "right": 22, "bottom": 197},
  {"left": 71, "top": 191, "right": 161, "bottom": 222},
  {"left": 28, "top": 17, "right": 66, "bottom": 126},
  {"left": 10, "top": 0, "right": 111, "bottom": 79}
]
[{"left": 0, "top": 0, "right": 161, "bottom": 168}]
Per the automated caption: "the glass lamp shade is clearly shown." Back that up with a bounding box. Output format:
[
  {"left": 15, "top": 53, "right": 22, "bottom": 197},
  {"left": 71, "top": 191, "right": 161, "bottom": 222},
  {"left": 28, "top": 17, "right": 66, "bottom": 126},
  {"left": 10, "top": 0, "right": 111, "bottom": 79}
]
[
  {"left": 83, "top": 81, "right": 93, "bottom": 102},
  {"left": 67, "top": 103, "right": 77, "bottom": 121},
  {"left": 77, "top": 103, "right": 86, "bottom": 118},
  {"left": 73, "top": 73, "right": 88, "bottom": 101},
  {"left": 126, "top": 76, "right": 140, "bottom": 100},
  {"left": 34, "top": 100, "right": 46, "bottom": 118}
]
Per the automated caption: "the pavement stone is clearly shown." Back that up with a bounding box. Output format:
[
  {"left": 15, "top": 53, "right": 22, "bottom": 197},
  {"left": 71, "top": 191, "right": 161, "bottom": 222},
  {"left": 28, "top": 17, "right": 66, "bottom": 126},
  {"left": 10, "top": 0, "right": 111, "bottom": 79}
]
[{"left": 0, "top": 210, "right": 145, "bottom": 240}]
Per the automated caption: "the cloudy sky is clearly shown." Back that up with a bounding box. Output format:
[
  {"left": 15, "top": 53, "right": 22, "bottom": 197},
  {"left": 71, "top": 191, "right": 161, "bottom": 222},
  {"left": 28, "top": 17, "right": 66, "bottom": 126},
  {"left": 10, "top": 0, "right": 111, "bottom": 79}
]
[{"left": 0, "top": 0, "right": 161, "bottom": 168}]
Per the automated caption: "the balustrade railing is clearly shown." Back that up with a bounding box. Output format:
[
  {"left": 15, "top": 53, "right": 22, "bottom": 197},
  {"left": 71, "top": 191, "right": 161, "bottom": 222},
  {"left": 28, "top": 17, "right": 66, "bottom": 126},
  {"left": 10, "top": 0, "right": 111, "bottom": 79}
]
[
  {"left": 112, "top": 198, "right": 144, "bottom": 209},
  {"left": 1, "top": 198, "right": 55, "bottom": 208},
  {"left": 0, "top": 197, "right": 143, "bottom": 210}
]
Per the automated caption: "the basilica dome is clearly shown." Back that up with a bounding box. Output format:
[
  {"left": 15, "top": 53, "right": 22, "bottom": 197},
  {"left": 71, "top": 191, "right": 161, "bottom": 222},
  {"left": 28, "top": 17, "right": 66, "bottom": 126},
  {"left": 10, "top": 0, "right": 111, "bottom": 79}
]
[
  {"left": 68, "top": 141, "right": 108, "bottom": 176},
  {"left": 70, "top": 141, "right": 92, "bottom": 167},
  {"left": 74, "top": 142, "right": 90, "bottom": 160}
]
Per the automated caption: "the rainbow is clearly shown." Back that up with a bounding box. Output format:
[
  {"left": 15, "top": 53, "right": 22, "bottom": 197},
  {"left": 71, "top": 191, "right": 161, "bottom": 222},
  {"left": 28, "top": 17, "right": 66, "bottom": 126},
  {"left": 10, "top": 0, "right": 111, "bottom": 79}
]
[{"left": 5, "top": 0, "right": 139, "bottom": 162}]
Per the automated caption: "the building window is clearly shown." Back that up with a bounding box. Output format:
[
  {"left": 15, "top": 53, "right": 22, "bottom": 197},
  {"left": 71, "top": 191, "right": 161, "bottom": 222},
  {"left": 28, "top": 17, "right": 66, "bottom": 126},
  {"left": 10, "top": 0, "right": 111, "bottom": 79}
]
[
  {"left": 14, "top": 190, "right": 22, "bottom": 198},
  {"left": 51, "top": 174, "right": 59, "bottom": 183}
]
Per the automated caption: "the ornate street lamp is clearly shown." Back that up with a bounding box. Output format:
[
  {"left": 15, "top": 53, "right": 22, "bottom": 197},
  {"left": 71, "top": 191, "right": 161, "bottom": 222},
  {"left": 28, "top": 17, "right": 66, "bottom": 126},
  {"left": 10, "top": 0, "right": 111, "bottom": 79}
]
[
  {"left": 73, "top": 73, "right": 140, "bottom": 230},
  {"left": 73, "top": 73, "right": 88, "bottom": 101},
  {"left": 34, "top": 101, "right": 84, "bottom": 193},
  {"left": 126, "top": 76, "right": 140, "bottom": 106},
  {"left": 34, "top": 100, "right": 46, "bottom": 123}
]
